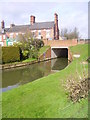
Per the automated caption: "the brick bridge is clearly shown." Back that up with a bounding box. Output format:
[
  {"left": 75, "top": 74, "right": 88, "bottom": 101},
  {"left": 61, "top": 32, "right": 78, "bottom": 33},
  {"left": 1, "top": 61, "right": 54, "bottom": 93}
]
[{"left": 40, "top": 39, "right": 78, "bottom": 61}]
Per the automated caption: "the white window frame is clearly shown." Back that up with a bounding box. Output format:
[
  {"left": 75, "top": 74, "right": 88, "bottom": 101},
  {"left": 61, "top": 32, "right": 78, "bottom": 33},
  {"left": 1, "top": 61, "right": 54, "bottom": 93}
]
[
  {"left": 0, "top": 36, "right": 2, "bottom": 41},
  {"left": 0, "top": 42, "right": 4, "bottom": 46},
  {"left": 38, "top": 30, "right": 41, "bottom": 35},
  {"left": 3, "top": 35, "right": 6, "bottom": 40},
  {"left": 10, "top": 33, "right": 14, "bottom": 38},
  {"left": 46, "top": 30, "right": 50, "bottom": 38},
  {"left": 16, "top": 33, "right": 18, "bottom": 36}
]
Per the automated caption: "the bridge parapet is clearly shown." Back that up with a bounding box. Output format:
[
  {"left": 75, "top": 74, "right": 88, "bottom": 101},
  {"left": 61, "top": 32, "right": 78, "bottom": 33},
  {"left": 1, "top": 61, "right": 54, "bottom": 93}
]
[{"left": 43, "top": 39, "right": 78, "bottom": 47}]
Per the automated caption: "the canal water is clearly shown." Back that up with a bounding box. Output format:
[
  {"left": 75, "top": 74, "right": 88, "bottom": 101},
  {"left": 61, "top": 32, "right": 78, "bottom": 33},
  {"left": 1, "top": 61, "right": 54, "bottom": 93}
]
[{"left": 2, "top": 58, "right": 68, "bottom": 92}]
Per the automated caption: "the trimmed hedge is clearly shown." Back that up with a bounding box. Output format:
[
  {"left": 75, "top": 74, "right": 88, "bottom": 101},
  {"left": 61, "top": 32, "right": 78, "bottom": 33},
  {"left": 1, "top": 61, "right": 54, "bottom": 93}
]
[{"left": 2, "top": 46, "right": 20, "bottom": 64}]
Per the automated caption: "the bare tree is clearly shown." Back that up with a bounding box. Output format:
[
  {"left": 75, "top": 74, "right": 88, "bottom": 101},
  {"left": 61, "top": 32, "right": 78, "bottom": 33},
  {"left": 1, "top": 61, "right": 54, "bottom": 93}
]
[{"left": 60, "top": 27, "right": 79, "bottom": 40}]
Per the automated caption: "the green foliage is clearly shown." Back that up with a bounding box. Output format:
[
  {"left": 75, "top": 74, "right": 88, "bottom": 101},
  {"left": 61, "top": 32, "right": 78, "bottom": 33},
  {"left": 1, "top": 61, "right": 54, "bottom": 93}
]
[
  {"left": 25, "top": 48, "right": 38, "bottom": 59},
  {"left": 2, "top": 46, "right": 20, "bottom": 64},
  {"left": 22, "top": 58, "right": 36, "bottom": 62},
  {"left": 14, "top": 30, "right": 44, "bottom": 60},
  {"left": 22, "top": 50, "right": 29, "bottom": 59},
  {"left": 39, "top": 46, "right": 50, "bottom": 56}
]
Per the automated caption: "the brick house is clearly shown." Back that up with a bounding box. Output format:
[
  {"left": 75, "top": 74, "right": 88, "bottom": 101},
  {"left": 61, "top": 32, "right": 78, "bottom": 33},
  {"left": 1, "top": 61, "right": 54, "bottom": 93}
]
[{"left": 0, "top": 13, "right": 59, "bottom": 46}]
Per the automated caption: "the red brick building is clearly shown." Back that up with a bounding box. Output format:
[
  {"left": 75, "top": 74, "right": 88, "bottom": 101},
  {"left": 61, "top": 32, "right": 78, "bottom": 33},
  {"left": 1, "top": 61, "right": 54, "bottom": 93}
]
[{"left": 0, "top": 13, "right": 59, "bottom": 46}]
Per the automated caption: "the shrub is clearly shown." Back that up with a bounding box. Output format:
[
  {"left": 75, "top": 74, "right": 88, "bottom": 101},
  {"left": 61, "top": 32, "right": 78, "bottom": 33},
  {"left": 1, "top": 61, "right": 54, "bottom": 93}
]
[
  {"left": 2, "top": 46, "right": 20, "bottom": 64},
  {"left": 64, "top": 64, "right": 89, "bottom": 103},
  {"left": 14, "top": 30, "right": 44, "bottom": 60},
  {"left": 22, "top": 50, "right": 29, "bottom": 59}
]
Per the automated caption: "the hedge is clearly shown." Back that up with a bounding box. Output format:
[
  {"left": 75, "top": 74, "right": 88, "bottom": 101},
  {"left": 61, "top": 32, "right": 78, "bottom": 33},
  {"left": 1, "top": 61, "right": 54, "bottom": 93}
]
[{"left": 2, "top": 46, "right": 20, "bottom": 64}]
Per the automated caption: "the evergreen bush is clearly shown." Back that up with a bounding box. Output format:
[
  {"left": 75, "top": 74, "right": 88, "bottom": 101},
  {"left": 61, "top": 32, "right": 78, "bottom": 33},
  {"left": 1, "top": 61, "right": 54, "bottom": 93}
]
[{"left": 2, "top": 46, "right": 20, "bottom": 64}]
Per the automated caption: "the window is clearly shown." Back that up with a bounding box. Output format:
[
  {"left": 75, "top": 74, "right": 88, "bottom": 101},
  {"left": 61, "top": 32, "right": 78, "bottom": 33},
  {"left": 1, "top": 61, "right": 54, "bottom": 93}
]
[
  {"left": 16, "top": 33, "right": 18, "bottom": 36},
  {"left": 2, "top": 29, "right": 5, "bottom": 34},
  {"left": 0, "top": 42, "right": 3, "bottom": 46},
  {"left": 0, "top": 36, "right": 2, "bottom": 41},
  {"left": 44, "top": 29, "right": 46, "bottom": 31},
  {"left": 3, "top": 35, "right": 5, "bottom": 40},
  {"left": 38, "top": 30, "right": 41, "bottom": 35},
  {"left": 10, "top": 33, "right": 13, "bottom": 38},
  {"left": 32, "top": 30, "right": 36, "bottom": 32},
  {"left": 39, "top": 32, "right": 41, "bottom": 35},
  {"left": 46, "top": 30, "right": 50, "bottom": 35},
  {"left": 46, "top": 30, "right": 50, "bottom": 38},
  {"left": 22, "top": 33, "right": 24, "bottom": 35}
]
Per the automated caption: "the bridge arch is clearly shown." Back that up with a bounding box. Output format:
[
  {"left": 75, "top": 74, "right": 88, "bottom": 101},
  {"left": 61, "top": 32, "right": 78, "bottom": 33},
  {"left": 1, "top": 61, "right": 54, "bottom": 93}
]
[{"left": 51, "top": 47, "right": 68, "bottom": 59}]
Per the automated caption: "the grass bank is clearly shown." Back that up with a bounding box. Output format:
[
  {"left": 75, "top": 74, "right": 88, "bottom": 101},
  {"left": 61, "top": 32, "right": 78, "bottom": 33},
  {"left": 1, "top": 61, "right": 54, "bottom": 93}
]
[
  {"left": 2, "top": 44, "right": 88, "bottom": 118},
  {"left": 22, "top": 58, "right": 36, "bottom": 62},
  {"left": 38, "top": 46, "right": 50, "bottom": 56}
]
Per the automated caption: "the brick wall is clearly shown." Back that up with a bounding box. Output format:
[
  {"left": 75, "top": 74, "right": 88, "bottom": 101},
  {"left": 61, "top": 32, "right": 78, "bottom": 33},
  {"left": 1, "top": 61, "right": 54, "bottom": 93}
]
[
  {"left": 39, "top": 47, "right": 51, "bottom": 60},
  {"left": 68, "top": 48, "right": 73, "bottom": 62},
  {"left": 43, "top": 39, "right": 78, "bottom": 47},
  {"left": 31, "top": 28, "right": 54, "bottom": 40}
]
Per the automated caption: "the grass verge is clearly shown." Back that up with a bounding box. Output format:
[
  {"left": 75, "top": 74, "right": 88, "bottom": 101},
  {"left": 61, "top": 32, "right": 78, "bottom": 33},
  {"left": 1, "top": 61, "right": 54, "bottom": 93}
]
[
  {"left": 2, "top": 44, "right": 88, "bottom": 118},
  {"left": 39, "top": 46, "right": 50, "bottom": 56},
  {"left": 22, "top": 58, "right": 36, "bottom": 62}
]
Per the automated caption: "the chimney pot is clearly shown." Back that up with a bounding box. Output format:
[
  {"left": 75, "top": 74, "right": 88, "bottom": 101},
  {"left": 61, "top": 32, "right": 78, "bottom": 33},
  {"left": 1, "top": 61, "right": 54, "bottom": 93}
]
[
  {"left": 1, "top": 20, "right": 5, "bottom": 29},
  {"left": 30, "top": 15, "right": 35, "bottom": 25},
  {"left": 10, "top": 24, "right": 15, "bottom": 28},
  {"left": 54, "top": 13, "right": 59, "bottom": 40}
]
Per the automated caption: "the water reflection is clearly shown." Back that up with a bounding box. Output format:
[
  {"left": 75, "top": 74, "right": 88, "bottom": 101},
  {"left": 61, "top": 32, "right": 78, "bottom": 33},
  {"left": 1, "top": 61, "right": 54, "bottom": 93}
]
[{"left": 2, "top": 58, "right": 68, "bottom": 92}]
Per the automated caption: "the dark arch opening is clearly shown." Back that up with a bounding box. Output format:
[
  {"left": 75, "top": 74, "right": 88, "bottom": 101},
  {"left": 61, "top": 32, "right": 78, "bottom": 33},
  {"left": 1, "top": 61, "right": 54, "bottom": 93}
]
[{"left": 52, "top": 48, "right": 68, "bottom": 58}]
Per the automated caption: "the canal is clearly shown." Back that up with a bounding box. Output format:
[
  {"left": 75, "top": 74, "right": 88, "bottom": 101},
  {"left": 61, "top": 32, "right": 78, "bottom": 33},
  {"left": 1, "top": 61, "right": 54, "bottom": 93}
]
[{"left": 2, "top": 58, "right": 68, "bottom": 92}]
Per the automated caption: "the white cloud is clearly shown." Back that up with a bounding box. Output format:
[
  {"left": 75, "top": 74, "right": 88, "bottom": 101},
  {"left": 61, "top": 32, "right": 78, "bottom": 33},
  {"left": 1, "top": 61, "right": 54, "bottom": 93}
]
[
  {"left": 0, "top": 2, "right": 88, "bottom": 38},
  {"left": 0, "top": 0, "right": 89, "bottom": 2}
]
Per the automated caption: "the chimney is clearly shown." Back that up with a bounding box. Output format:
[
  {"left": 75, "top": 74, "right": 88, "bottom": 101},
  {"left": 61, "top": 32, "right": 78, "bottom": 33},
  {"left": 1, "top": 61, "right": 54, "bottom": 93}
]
[
  {"left": 1, "top": 20, "right": 5, "bottom": 29},
  {"left": 54, "top": 13, "right": 59, "bottom": 40},
  {"left": 30, "top": 15, "right": 35, "bottom": 25},
  {"left": 10, "top": 24, "right": 15, "bottom": 28}
]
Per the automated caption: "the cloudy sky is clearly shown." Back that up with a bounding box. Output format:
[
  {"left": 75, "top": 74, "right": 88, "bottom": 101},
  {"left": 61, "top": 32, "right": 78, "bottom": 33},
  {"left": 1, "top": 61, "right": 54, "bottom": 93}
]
[{"left": 0, "top": 1, "right": 88, "bottom": 39}]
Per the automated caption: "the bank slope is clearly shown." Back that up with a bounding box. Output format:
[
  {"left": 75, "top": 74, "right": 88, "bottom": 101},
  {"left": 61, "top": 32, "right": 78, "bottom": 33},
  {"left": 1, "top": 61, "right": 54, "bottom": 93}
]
[{"left": 2, "top": 44, "right": 88, "bottom": 118}]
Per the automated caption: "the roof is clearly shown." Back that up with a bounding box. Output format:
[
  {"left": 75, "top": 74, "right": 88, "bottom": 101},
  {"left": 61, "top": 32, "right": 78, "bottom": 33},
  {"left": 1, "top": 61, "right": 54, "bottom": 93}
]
[
  {"left": 6, "top": 21, "right": 54, "bottom": 33},
  {"left": 6, "top": 25, "right": 30, "bottom": 33},
  {"left": 29, "top": 21, "right": 54, "bottom": 30},
  {"left": 0, "top": 28, "right": 10, "bottom": 35}
]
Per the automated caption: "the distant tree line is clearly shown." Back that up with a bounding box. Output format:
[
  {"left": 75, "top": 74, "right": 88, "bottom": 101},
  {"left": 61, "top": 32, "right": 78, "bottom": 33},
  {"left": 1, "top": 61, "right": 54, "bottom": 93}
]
[{"left": 60, "top": 27, "right": 80, "bottom": 40}]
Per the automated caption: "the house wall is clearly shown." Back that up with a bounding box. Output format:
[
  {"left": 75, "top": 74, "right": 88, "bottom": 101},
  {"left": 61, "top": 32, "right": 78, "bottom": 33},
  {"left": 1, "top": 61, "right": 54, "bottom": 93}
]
[
  {"left": 0, "top": 34, "right": 7, "bottom": 46},
  {"left": 6, "top": 28, "right": 54, "bottom": 41},
  {"left": 31, "top": 28, "right": 54, "bottom": 40}
]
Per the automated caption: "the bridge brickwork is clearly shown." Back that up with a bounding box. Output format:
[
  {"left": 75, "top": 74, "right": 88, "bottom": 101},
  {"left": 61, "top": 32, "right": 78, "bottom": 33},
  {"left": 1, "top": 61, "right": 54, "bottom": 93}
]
[
  {"left": 39, "top": 47, "right": 51, "bottom": 61},
  {"left": 39, "top": 39, "right": 78, "bottom": 61},
  {"left": 43, "top": 39, "right": 78, "bottom": 47}
]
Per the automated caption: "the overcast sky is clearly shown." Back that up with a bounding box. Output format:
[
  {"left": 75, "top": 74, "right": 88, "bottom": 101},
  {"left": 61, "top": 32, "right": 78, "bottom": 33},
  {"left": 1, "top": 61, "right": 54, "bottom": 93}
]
[{"left": 0, "top": 1, "right": 88, "bottom": 39}]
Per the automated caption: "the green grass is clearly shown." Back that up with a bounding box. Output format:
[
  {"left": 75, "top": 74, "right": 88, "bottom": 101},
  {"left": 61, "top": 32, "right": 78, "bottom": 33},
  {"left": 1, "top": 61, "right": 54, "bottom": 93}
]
[
  {"left": 2, "top": 58, "right": 37, "bottom": 65},
  {"left": 22, "top": 58, "right": 36, "bottom": 62},
  {"left": 39, "top": 46, "right": 50, "bottom": 56},
  {"left": 70, "top": 43, "right": 89, "bottom": 61},
  {"left": 2, "top": 44, "right": 88, "bottom": 118}
]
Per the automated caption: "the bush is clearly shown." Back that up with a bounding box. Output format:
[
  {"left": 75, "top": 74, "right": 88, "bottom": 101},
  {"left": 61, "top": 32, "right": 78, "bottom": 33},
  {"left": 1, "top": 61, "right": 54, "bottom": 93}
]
[
  {"left": 22, "top": 50, "right": 29, "bottom": 60},
  {"left": 14, "top": 31, "right": 44, "bottom": 60},
  {"left": 2, "top": 46, "right": 20, "bottom": 64},
  {"left": 64, "top": 65, "right": 88, "bottom": 103}
]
